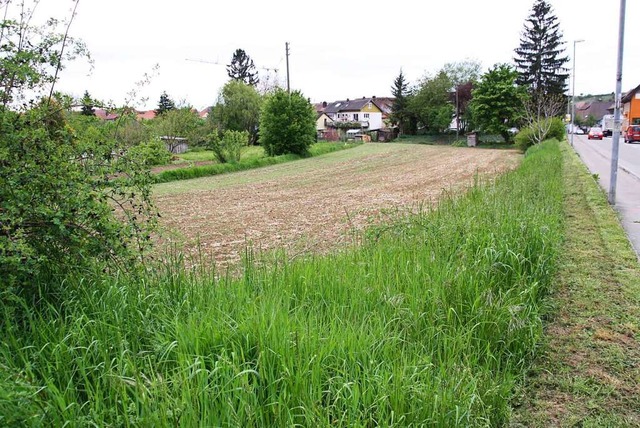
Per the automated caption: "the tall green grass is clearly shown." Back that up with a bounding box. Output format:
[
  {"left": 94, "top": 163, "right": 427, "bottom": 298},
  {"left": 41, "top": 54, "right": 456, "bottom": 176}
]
[
  {"left": 0, "top": 141, "right": 563, "bottom": 426},
  {"left": 156, "top": 142, "right": 360, "bottom": 183}
]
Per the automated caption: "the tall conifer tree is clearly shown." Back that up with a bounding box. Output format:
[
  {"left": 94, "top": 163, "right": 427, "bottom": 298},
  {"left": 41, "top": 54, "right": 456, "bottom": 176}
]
[
  {"left": 80, "top": 90, "right": 95, "bottom": 116},
  {"left": 514, "top": 0, "right": 569, "bottom": 97},
  {"left": 226, "top": 49, "right": 259, "bottom": 86},
  {"left": 155, "top": 91, "right": 176, "bottom": 116}
]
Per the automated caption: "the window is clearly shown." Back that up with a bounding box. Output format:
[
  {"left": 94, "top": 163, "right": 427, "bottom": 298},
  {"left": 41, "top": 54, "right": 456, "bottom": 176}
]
[
  {"left": 353, "top": 113, "right": 359, "bottom": 121},
  {"left": 364, "top": 113, "right": 369, "bottom": 119}
]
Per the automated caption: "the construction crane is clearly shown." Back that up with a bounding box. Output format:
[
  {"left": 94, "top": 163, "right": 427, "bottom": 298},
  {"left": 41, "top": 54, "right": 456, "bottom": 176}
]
[{"left": 185, "top": 58, "right": 279, "bottom": 74}]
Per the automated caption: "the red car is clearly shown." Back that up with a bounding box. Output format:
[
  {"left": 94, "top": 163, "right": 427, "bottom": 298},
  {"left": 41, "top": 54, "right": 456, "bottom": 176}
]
[
  {"left": 624, "top": 125, "right": 640, "bottom": 143},
  {"left": 587, "top": 127, "right": 604, "bottom": 140}
]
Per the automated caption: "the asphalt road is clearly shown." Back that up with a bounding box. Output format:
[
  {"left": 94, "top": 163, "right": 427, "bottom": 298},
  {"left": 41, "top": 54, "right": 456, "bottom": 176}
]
[{"left": 571, "top": 133, "right": 640, "bottom": 259}]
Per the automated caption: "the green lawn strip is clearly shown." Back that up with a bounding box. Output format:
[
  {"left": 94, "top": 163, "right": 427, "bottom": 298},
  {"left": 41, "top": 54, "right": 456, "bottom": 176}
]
[
  {"left": 176, "top": 146, "right": 265, "bottom": 163},
  {"left": 155, "top": 142, "right": 360, "bottom": 184},
  {"left": 510, "top": 141, "right": 640, "bottom": 426}
]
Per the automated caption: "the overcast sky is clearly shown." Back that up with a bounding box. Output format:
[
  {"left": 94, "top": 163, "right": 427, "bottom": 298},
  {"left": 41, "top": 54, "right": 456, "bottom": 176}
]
[{"left": 29, "top": 0, "right": 640, "bottom": 110}]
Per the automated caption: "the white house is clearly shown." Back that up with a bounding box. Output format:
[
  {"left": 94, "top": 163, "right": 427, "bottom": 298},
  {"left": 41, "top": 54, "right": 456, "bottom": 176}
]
[{"left": 319, "top": 97, "right": 384, "bottom": 131}]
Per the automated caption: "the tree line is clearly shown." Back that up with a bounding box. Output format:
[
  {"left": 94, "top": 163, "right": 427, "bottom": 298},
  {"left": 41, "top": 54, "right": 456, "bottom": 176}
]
[
  {"left": 0, "top": 0, "right": 317, "bottom": 291},
  {"left": 390, "top": 0, "right": 569, "bottom": 147},
  {"left": 1, "top": 0, "right": 569, "bottom": 293}
]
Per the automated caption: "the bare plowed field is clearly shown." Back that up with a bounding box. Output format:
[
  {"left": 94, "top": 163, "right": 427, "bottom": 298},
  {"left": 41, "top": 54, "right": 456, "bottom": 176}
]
[{"left": 154, "top": 143, "right": 520, "bottom": 267}]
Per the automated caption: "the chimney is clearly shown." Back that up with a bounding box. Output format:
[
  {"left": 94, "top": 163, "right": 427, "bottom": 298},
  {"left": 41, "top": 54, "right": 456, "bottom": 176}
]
[
  {"left": 322, "top": 101, "right": 327, "bottom": 108},
  {"left": 372, "top": 95, "right": 376, "bottom": 99}
]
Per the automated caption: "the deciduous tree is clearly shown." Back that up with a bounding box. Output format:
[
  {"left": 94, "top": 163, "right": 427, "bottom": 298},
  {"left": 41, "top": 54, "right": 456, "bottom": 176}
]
[
  {"left": 408, "top": 71, "right": 454, "bottom": 133},
  {"left": 209, "top": 80, "right": 262, "bottom": 144},
  {"left": 469, "top": 63, "right": 525, "bottom": 143},
  {"left": 151, "top": 107, "right": 205, "bottom": 153},
  {"left": 260, "top": 89, "right": 316, "bottom": 156},
  {"left": 442, "top": 60, "right": 481, "bottom": 133}
]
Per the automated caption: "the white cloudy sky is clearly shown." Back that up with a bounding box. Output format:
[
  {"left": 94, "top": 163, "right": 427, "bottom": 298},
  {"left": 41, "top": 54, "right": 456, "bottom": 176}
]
[{"left": 24, "top": 0, "right": 640, "bottom": 110}]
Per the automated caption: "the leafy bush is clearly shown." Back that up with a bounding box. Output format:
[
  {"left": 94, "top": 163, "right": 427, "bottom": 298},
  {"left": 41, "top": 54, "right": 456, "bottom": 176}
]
[
  {"left": 260, "top": 89, "right": 316, "bottom": 156},
  {"left": 208, "top": 130, "right": 249, "bottom": 163},
  {"left": 0, "top": 101, "right": 158, "bottom": 291},
  {"left": 514, "top": 127, "right": 535, "bottom": 152},
  {"left": 515, "top": 117, "right": 565, "bottom": 152},
  {"left": 546, "top": 117, "right": 567, "bottom": 140},
  {"left": 128, "top": 138, "right": 172, "bottom": 166}
]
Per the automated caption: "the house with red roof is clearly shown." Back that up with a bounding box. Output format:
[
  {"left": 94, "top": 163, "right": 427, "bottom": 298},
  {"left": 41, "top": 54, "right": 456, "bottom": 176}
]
[
  {"left": 136, "top": 110, "right": 156, "bottom": 120},
  {"left": 94, "top": 108, "right": 119, "bottom": 121}
]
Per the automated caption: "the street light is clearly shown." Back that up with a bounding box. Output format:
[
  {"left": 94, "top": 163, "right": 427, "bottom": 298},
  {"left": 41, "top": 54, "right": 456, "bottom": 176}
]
[
  {"left": 608, "top": 0, "right": 626, "bottom": 205},
  {"left": 570, "top": 39, "right": 585, "bottom": 147}
]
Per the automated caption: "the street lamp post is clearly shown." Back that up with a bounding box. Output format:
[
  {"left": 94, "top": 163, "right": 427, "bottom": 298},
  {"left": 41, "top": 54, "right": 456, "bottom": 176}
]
[
  {"left": 570, "top": 39, "right": 585, "bottom": 147},
  {"left": 608, "top": 0, "right": 626, "bottom": 205}
]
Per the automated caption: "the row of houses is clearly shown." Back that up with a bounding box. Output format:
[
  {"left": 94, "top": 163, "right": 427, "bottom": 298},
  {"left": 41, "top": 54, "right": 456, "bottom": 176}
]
[
  {"left": 91, "top": 82, "right": 640, "bottom": 138},
  {"left": 93, "top": 108, "right": 210, "bottom": 121},
  {"left": 573, "top": 83, "right": 640, "bottom": 130}
]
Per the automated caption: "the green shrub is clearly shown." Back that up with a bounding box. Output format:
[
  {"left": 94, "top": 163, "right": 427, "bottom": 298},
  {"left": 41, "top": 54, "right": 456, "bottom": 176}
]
[
  {"left": 514, "top": 127, "right": 535, "bottom": 152},
  {"left": 546, "top": 117, "right": 566, "bottom": 140},
  {"left": 260, "top": 89, "right": 316, "bottom": 156},
  {"left": 128, "top": 138, "right": 172, "bottom": 166},
  {"left": 208, "top": 130, "right": 249, "bottom": 163},
  {"left": 515, "top": 117, "right": 566, "bottom": 152},
  {"left": 0, "top": 102, "right": 157, "bottom": 290}
]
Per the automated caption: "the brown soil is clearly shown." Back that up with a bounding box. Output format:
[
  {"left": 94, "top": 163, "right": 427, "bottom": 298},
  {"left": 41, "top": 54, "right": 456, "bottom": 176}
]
[{"left": 154, "top": 143, "right": 520, "bottom": 268}]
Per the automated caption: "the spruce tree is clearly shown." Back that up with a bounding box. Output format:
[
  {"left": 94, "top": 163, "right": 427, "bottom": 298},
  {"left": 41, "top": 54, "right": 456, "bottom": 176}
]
[
  {"left": 155, "top": 91, "right": 176, "bottom": 116},
  {"left": 390, "top": 69, "right": 413, "bottom": 135},
  {"left": 80, "top": 90, "right": 95, "bottom": 116},
  {"left": 226, "top": 49, "right": 259, "bottom": 86},
  {"left": 514, "top": 0, "right": 569, "bottom": 97}
]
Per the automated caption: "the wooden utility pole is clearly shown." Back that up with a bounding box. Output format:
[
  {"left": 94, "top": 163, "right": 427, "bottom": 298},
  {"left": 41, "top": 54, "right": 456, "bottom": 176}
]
[{"left": 285, "top": 42, "right": 290, "bottom": 93}]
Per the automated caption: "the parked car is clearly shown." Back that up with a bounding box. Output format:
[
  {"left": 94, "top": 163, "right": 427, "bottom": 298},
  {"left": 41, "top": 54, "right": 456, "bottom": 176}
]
[
  {"left": 587, "top": 127, "right": 604, "bottom": 140},
  {"left": 624, "top": 125, "right": 640, "bottom": 143}
]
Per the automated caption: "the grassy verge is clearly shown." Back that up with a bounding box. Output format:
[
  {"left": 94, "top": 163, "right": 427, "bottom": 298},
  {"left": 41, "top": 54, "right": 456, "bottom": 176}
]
[
  {"left": 510, "top": 141, "right": 640, "bottom": 426},
  {"left": 155, "top": 142, "right": 360, "bottom": 183},
  {"left": 1, "top": 141, "right": 563, "bottom": 426},
  {"left": 397, "top": 133, "right": 515, "bottom": 149}
]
